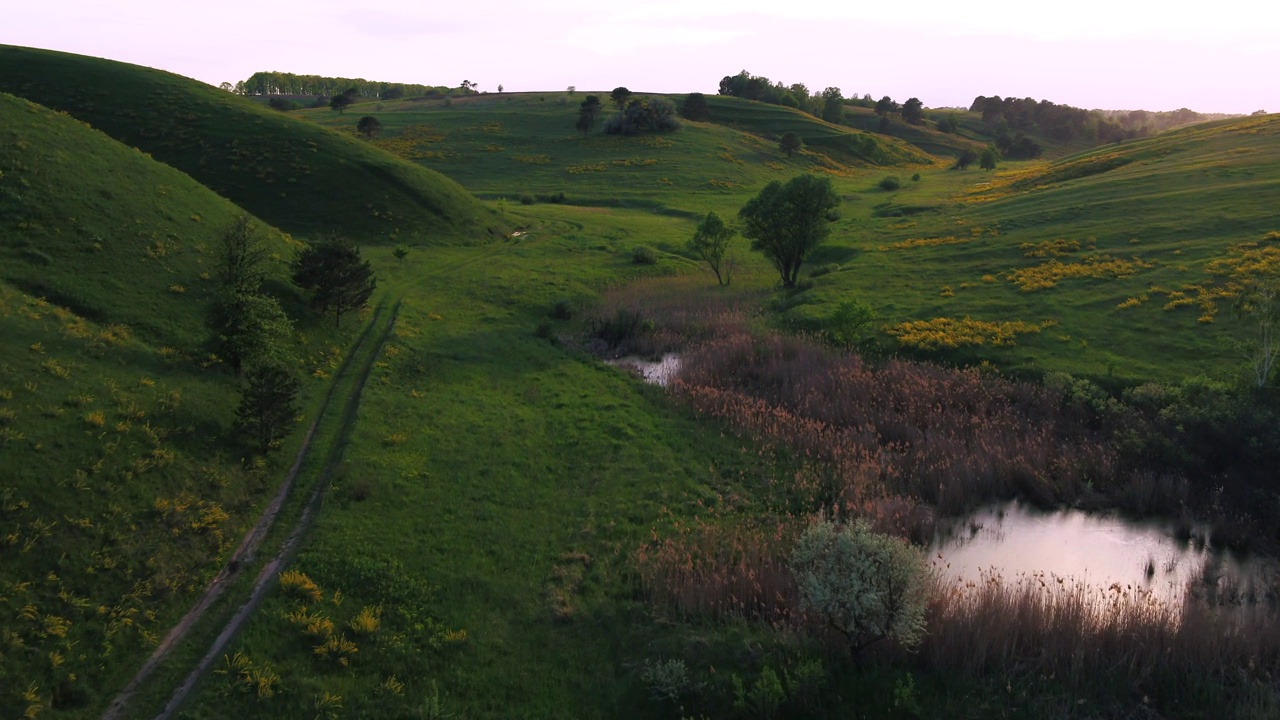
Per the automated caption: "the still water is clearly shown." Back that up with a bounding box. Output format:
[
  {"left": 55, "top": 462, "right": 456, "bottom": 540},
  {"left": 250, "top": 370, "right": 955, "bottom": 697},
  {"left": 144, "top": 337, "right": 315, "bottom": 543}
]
[
  {"left": 607, "top": 354, "right": 682, "bottom": 387},
  {"left": 930, "top": 501, "right": 1275, "bottom": 606}
]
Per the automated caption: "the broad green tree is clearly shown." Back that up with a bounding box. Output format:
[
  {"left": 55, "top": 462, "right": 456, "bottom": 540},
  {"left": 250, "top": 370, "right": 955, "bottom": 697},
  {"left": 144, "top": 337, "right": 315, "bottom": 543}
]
[
  {"left": 980, "top": 147, "right": 999, "bottom": 170},
  {"left": 610, "top": 86, "right": 632, "bottom": 110},
  {"left": 688, "top": 211, "right": 737, "bottom": 286},
  {"left": 292, "top": 235, "right": 377, "bottom": 327},
  {"left": 738, "top": 174, "right": 840, "bottom": 288},
  {"left": 681, "top": 92, "right": 711, "bottom": 121},
  {"left": 791, "top": 519, "right": 928, "bottom": 656},
  {"left": 901, "top": 97, "right": 924, "bottom": 125},
  {"left": 356, "top": 115, "right": 382, "bottom": 139}
]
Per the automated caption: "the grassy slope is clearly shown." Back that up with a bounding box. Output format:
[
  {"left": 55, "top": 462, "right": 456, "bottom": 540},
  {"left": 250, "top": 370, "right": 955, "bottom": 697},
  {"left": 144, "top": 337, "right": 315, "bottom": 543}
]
[
  {"left": 296, "top": 91, "right": 930, "bottom": 219},
  {"left": 325, "top": 90, "right": 1280, "bottom": 381},
  {"left": 0, "top": 92, "right": 335, "bottom": 718},
  {"left": 0, "top": 46, "right": 501, "bottom": 244},
  {"left": 828, "top": 113, "right": 1280, "bottom": 383},
  {"left": 168, "top": 212, "right": 802, "bottom": 720}
]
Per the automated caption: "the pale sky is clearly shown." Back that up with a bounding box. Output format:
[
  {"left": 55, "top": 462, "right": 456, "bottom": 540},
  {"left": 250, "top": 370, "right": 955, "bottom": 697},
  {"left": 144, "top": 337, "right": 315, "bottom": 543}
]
[{"left": 4, "top": 1, "right": 1276, "bottom": 113}]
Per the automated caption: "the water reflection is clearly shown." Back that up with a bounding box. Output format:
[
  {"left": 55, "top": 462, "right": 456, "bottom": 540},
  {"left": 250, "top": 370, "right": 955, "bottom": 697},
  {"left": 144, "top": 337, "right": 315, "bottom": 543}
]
[
  {"left": 931, "top": 501, "right": 1275, "bottom": 607},
  {"left": 607, "top": 354, "right": 682, "bottom": 387}
]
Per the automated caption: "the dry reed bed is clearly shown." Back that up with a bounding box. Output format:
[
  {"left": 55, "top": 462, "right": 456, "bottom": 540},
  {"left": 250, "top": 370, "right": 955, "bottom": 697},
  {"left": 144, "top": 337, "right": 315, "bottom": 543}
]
[{"left": 674, "top": 331, "right": 1116, "bottom": 515}]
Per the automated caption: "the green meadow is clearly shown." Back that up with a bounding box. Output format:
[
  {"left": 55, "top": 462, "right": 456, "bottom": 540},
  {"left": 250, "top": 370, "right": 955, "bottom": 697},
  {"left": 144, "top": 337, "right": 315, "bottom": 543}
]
[{"left": 1, "top": 47, "right": 1278, "bottom": 720}]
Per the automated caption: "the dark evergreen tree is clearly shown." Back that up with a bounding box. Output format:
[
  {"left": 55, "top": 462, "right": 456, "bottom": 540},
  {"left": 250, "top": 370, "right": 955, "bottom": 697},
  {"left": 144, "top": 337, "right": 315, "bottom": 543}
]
[{"left": 292, "top": 236, "right": 377, "bottom": 326}]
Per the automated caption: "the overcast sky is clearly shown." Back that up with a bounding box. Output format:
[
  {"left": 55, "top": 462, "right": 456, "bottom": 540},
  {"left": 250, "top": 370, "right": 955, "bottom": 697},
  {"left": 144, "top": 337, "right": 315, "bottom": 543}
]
[{"left": 5, "top": 1, "right": 1275, "bottom": 113}]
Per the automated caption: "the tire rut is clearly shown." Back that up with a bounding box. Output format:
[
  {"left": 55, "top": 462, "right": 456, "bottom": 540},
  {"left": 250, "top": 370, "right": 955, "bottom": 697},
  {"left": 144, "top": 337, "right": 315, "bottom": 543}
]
[{"left": 101, "top": 299, "right": 399, "bottom": 720}]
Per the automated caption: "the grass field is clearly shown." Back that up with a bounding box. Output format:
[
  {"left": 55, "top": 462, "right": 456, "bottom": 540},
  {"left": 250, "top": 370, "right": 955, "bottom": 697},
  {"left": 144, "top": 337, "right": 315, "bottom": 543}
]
[{"left": 2, "top": 47, "right": 1278, "bottom": 720}]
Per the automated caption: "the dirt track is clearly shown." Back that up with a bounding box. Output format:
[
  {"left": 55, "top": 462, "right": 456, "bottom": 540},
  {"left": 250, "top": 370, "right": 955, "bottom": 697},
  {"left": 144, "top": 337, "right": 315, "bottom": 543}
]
[{"left": 102, "top": 301, "right": 399, "bottom": 720}]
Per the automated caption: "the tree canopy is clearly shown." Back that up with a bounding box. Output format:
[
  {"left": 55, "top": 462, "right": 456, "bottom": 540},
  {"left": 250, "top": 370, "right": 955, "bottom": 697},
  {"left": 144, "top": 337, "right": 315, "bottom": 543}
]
[
  {"left": 901, "top": 97, "right": 924, "bottom": 125},
  {"left": 738, "top": 174, "right": 840, "bottom": 288},
  {"left": 779, "top": 132, "right": 802, "bottom": 157},
  {"left": 791, "top": 519, "right": 928, "bottom": 656},
  {"left": 356, "top": 115, "right": 382, "bottom": 139},
  {"left": 291, "top": 235, "right": 377, "bottom": 326},
  {"left": 687, "top": 211, "right": 737, "bottom": 286},
  {"left": 681, "top": 92, "right": 711, "bottom": 121}
]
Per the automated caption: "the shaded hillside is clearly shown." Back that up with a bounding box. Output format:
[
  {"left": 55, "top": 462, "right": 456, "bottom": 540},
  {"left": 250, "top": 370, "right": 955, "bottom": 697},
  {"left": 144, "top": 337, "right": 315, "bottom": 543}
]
[
  {"left": 0, "top": 92, "right": 310, "bottom": 719},
  {"left": 841, "top": 106, "right": 988, "bottom": 158},
  {"left": 0, "top": 92, "right": 292, "bottom": 349},
  {"left": 0, "top": 46, "right": 502, "bottom": 243}
]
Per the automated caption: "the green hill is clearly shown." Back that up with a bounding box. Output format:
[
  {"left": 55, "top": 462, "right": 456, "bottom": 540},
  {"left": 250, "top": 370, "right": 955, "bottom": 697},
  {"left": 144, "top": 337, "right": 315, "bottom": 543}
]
[
  {"left": 0, "top": 46, "right": 502, "bottom": 244},
  {"left": 0, "top": 91, "right": 309, "bottom": 717},
  {"left": 0, "top": 91, "right": 293, "bottom": 349},
  {"left": 293, "top": 91, "right": 931, "bottom": 222},
  {"left": 791, "top": 112, "right": 1280, "bottom": 382}
]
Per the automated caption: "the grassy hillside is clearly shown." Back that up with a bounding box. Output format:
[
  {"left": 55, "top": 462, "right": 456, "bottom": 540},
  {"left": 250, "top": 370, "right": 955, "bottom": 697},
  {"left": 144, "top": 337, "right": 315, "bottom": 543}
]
[
  {"left": 294, "top": 91, "right": 931, "bottom": 219},
  {"left": 794, "top": 112, "right": 1280, "bottom": 382},
  {"left": 0, "top": 92, "right": 294, "bottom": 349},
  {"left": 0, "top": 91, "right": 344, "bottom": 718},
  {"left": 0, "top": 46, "right": 502, "bottom": 244},
  {"left": 842, "top": 105, "right": 988, "bottom": 158}
]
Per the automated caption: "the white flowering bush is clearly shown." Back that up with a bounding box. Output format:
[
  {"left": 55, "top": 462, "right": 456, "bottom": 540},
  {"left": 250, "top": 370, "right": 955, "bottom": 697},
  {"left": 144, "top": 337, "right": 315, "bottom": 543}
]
[{"left": 790, "top": 519, "right": 928, "bottom": 655}]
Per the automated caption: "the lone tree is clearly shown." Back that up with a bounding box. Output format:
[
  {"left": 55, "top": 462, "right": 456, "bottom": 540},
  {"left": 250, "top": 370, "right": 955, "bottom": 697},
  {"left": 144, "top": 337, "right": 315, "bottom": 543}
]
[
  {"left": 291, "top": 235, "right": 377, "bottom": 327},
  {"left": 681, "top": 92, "right": 711, "bottom": 121},
  {"left": 738, "top": 174, "right": 840, "bottom": 288},
  {"left": 356, "top": 115, "right": 382, "bottom": 139},
  {"left": 236, "top": 360, "right": 300, "bottom": 453},
  {"left": 779, "top": 132, "right": 803, "bottom": 158},
  {"left": 955, "top": 148, "right": 978, "bottom": 170},
  {"left": 610, "top": 86, "right": 633, "bottom": 110},
  {"left": 790, "top": 519, "right": 928, "bottom": 657},
  {"left": 687, "top": 211, "right": 737, "bottom": 286},
  {"left": 979, "top": 146, "right": 999, "bottom": 170},
  {"left": 901, "top": 97, "right": 925, "bottom": 125}
]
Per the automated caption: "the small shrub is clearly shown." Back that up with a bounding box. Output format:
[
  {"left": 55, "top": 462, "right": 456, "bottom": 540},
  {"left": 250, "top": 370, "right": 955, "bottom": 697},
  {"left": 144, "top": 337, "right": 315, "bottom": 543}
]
[
  {"left": 550, "top": 298, "right": 576, "bottom": 320},
  {"left": 791, "top": 518, "right": 928, "bottom": 656},
  {"left": 911, "top": 173, "right": 921, "bottom": 182},
  {"left": 534, "top": 319, "right": 555, "bottom": 341},
  {"left": 878, "top": 176, "right": 902, "bottom": 191},
  {"left": 631, "top": 245, "right": 658, "bottom": 265},
  {"left": 280, "top": 569, "right": 323, "bottom": 603},
  {"left": 348, "top": 606, "right": 381, "bottom": 635},
  {"left": 641, "top": 658, "right": 695, "bottom": 705},
  {"left": 519, "top": 193, "right": 535, "bottom": 205}
]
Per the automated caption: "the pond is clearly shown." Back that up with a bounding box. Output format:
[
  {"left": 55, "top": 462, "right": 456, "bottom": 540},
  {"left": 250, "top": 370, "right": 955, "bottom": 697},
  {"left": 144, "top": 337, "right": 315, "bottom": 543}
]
[
  {"left": 930, "top": 501, "right": 1277, "bottom": 607},
  {"left": 607, "top": 354, "right": 682, "bottom": 387}
]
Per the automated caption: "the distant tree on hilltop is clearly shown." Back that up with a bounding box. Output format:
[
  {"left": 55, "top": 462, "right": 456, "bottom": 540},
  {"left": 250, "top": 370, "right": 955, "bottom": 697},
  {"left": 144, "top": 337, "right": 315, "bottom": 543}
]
[
  {"left": 901, "top": 97, "right": 924, "bottom": 125},
  {"left": 681, "top": 92, "right": 711, "bottom": 121},
  {"left": 611, "top": 86, "right": 633, "bottom": 110}
]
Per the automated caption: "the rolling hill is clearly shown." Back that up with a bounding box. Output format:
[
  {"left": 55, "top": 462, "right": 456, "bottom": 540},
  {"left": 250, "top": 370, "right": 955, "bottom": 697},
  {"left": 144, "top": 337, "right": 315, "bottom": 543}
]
[
  {"left": 0, "top": 46, "right": 503, "bottom": 244},
  {"left": 0, "top": 90, "right": 309, "bottom": 718}
]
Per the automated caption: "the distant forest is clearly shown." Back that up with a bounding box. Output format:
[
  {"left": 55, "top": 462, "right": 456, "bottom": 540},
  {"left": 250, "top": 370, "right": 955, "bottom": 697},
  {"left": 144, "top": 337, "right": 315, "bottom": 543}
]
[{"left": 233, "top": 72, "right": 467, "bottom": 100}]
